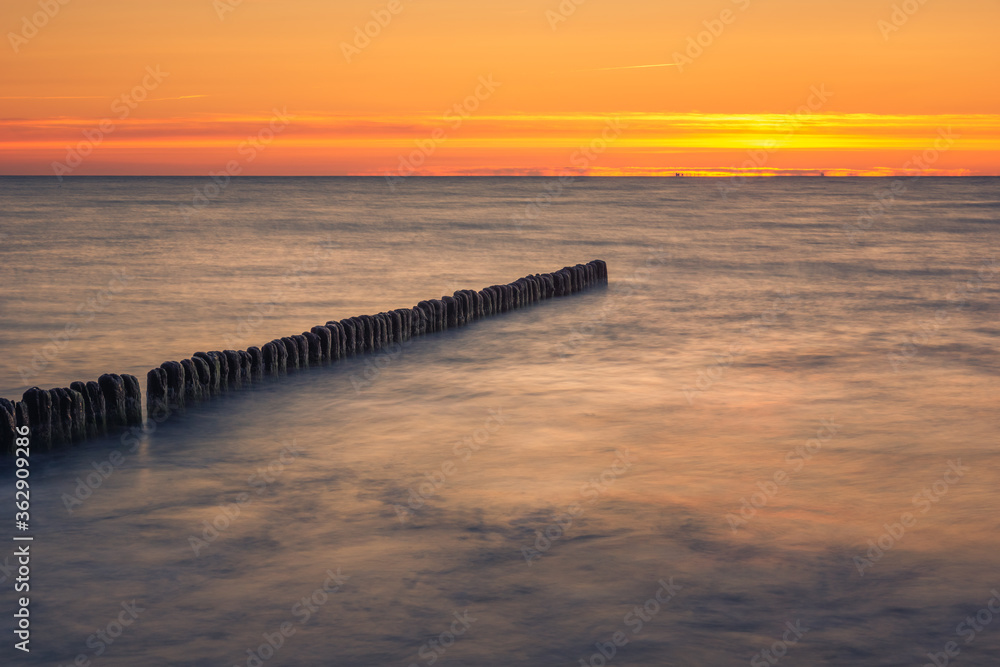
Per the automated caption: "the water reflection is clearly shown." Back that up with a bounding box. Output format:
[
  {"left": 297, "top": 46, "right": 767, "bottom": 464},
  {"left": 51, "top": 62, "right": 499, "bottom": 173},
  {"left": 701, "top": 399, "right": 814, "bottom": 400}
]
[{"left": 0, "top": 177, "right": 998, "bottom": 665}]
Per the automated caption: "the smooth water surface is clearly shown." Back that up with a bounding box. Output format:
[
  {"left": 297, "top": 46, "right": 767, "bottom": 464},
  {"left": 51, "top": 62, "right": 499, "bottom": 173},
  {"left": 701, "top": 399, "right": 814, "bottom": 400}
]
[{"left": 0, "top": 176, "right": 998, "bottom": 666}]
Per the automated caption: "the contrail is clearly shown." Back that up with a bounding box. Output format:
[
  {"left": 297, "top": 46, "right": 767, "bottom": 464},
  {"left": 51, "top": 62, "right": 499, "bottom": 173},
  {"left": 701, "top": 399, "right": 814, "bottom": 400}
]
[
  {"left": 1, "top": 94, "right": 208, "bottom": 101},
  {"left": 0, "top": 96, "right": 105, "bottom": 100},
  {"left": 149, "top": 94, "right": 210, "bottom": 101},
  {"left": 562, "top": 63, "right": 678, "bottom": 73}
]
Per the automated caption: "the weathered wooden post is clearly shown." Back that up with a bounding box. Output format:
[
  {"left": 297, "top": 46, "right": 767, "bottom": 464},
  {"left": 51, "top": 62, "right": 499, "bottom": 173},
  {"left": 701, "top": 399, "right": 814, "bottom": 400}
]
[
  {"left": 359, "top": 316, "right": 374, "bottom": 352},
  {"left": 429, "top": 299, "right": 444, "bottom": 330},
  {"left": 311, "top": 326, "right": 332, "bottom": 362},
  {"left": 147, "top": 368, "right": 168, "bottom": 416},
  {"left": 277, "top": 338, "right": 295, "bottom": 370},
  {"left": 160, "top": 361, "right": 185, "bottom": 410},
  {"left": 4, "top": 260, "right": 610, "bottom": 453},
  {"left": 224, "top": 350, "right": 243, "bottom": 388},
  {"left": 209, "top": 351, "right": 229, "bottom": 391},
  {"left": 388, "top": 310, "right": 404, "bottom": 343},
  {"left": 248, "top": 346, "right": 264, "bottom": 381},
  {"left": 15, "top": 402, "right": 30, "bottom": 436},
  {"left": 99, "top": 374, "right": 128, "bottom": 428},
  {"left": 292, "top": 335, "right": 309, "bottom": 369},
  {"left": 415, "top": 303, "right": 432, "bottom": 335},
  {"left": 0, "top": 399, "right": 16, "bottom": 453},
  {"left": 179, "top": 360, "right": 202, "bottom": 403},
  {"left": 1, "top": 399, "right": 18, "bottom": 453},
  {"left": 191, "top": 357, "right": 212, "bottom": 397},
  {"left": 239, "top": 351, "right": 252, "bottom": 384},
  {"left": 275, "top": 339, "right": 288, "bottom": 373},
  {"left": 304, "top": 331, "right": 322, "bottom": 365},
  {"left": 194, "top": 352, "right": 221, "bottom": 396},
  {"left": 327, "top": 321, "right": 345, "bottom": 359},
  {"left": 47, "top": 389, "right": 67, "bottom": 445},
  {"left": 262, "top": 342, "right": 279, "bottom": 376},
  {"left": 71, "top": 381, "right": 100, "bottom": 437},
  {"left": 370, "top": 315, "right": 382, "bottom": 351},
  {"left": 443, "top": 296, "right": 458, "bottom": 328},
  {"left": 122, "top": 374, "right": 143, "bottom": 426}
]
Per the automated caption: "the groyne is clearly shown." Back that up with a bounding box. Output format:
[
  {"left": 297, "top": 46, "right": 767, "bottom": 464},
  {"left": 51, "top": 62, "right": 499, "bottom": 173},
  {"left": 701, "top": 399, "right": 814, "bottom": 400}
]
[{"left": 1, "top": 260, "right": 608, "bottom": 453}]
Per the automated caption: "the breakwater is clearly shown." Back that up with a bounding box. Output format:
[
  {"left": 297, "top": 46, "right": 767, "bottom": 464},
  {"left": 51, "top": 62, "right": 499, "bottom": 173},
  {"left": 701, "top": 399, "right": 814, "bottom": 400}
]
[{"left": 1, "top": 260, "right": 608, "bottom": 453}]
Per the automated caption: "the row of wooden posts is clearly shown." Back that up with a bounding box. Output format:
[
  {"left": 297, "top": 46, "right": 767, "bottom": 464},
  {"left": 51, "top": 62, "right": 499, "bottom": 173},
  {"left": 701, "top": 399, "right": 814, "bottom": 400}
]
[{"left": 1, "top": 260, "right": 608, "bottom": 453}]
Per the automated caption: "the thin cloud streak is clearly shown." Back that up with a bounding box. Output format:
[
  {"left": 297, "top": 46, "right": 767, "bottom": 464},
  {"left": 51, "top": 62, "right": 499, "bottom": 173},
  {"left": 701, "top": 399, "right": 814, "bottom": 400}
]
[
  {"left": 561, "top": 63, "right": 679, "bottom": 73},
  {"left": 149, "top": 94, "right": 210, "bottom": 101},
  {"left": 0, "top": 96, "right": 106, "bottom": 100},
  {"left": 1, "top": 94, "right": 208, "bottom": 101}
]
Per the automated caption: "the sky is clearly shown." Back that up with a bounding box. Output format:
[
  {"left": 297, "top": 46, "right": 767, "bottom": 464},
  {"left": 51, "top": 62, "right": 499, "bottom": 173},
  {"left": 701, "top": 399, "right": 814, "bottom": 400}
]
[{"left": 1, "top": 0, "right": 998, "bottom": 176}]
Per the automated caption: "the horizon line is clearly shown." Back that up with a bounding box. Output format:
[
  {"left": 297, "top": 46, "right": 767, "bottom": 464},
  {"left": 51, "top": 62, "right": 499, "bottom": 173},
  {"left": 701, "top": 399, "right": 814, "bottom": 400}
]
[{"left": 2, "top": 173, "right": 998, "bottom": 178}]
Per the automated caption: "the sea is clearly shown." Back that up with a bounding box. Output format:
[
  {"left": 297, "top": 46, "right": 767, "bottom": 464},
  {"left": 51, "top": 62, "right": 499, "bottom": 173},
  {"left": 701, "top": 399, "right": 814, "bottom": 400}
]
[{"left": 0, "top": 176, "right": 998, "bottom": 666}]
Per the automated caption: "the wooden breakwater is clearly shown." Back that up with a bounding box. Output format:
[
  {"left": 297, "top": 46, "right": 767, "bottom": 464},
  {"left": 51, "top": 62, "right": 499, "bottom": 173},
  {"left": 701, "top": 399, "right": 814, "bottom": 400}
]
[{"left": 1, "top": 260, "right": 608, "bottom": 453}]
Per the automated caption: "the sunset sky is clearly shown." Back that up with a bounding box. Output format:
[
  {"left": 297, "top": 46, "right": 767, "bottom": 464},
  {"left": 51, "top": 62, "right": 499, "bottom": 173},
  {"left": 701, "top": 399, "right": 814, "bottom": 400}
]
[{"left": 1, "top": 0, "right": 998, "bottom": 176}]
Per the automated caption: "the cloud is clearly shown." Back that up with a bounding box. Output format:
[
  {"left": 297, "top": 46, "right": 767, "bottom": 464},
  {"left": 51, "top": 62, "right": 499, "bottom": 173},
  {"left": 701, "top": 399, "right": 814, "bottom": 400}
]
[
  {"left": 149, "top": 94, "right": 210, "bottom": 101},
  {"left": 0, "top": 96, "right": 105, "bottom": 100},
  {"left": 560, "top": 63, "right": 679, "bottom": 73}
]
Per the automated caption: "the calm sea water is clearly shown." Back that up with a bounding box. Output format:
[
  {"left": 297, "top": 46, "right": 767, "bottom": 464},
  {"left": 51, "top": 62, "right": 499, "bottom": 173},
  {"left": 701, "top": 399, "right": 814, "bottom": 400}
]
[{"left": 0, "top": 176, "right": 998, "bottom": 666}]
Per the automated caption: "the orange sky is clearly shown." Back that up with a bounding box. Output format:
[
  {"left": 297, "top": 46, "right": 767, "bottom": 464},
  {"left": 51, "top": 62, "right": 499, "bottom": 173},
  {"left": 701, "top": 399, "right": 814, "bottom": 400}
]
[{"left": 1, "top": 0, "right": 998, "bottom": 176}]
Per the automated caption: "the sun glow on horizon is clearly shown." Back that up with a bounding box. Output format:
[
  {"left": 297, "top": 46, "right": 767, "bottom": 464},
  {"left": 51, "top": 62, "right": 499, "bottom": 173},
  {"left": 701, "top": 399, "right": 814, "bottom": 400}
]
[{"left": 1, "top": 0, "right": 997, "bottom": 175}]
